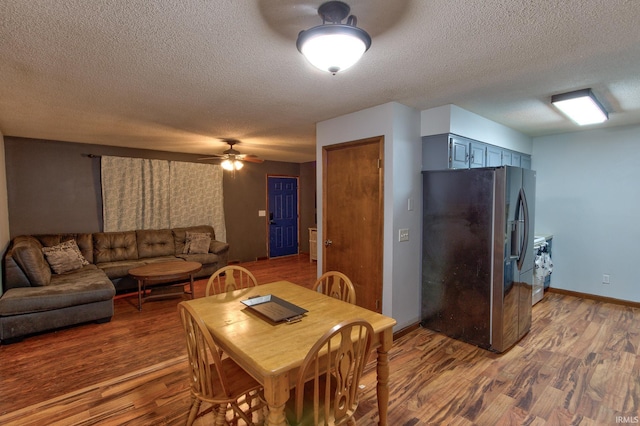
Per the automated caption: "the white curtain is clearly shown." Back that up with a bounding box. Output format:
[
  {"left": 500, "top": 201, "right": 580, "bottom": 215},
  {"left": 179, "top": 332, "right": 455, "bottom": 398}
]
[
  {"left": 101, "top": 156, "right": 225, "bottom": 241},
  {"left": 170, "top": 161, "right": 226, "bottom": 242},
  {"left": 101, "top": 157, "right": 171, "bottom": 232}
]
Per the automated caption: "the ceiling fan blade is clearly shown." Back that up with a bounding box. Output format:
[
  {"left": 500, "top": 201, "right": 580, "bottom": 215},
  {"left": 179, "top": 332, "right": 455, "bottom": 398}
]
[
  {"left": 203, "top": 138, "right": 263, "bottom": 165},
  {"left": 198, "top": 154, "right": 225, "bottom": 160},
  {"left": 241, "top": 155, "right": 264, "bottom": 163}
]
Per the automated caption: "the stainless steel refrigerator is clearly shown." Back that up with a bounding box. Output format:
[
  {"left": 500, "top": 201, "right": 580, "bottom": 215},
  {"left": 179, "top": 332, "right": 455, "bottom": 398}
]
[{"left": 421, "top": 166, "right": 535, "bottom": 353}]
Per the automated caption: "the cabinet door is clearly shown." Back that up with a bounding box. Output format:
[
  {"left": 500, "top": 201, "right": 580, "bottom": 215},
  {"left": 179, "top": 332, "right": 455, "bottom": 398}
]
[
  {"left": 469, "top": 142, "right": 486, "bottom": 168},
  {"left": 521, "top": 155, "right": 531, "bottom": 169},
  {"left": 501, "top": 150, "right": 512, "bottom": 166},
  {"left": 487, "top": 145, "right": 502, "bottom": 167},
  {"left": 449, "top": 137, "right": 469, "bottom": 169},
  {"left": 511, "top": 152, "right": 521, "bottom": 167},
  {"left": 422, "top": 134, "right": 451, "bottom": 170}
]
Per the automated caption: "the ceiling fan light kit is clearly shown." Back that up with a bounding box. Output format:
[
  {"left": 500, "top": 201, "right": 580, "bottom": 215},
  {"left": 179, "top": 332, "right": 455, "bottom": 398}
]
[
  {"left": 551, "top": 88, "right": 608, "bottom": 126},
  {"left": 296, "top": 1, "right": 371, "bottom": 74},
  {"left": 221, "top": 159, "right": 243, "bottom": 171},
  {"left": 199, "top": 138, "right": 263, "bottom": 171}
]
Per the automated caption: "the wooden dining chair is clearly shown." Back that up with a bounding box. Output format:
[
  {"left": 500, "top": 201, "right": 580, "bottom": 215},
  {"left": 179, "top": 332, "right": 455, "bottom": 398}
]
[
  {"left": 312, "top": 271, "right": 356, "bottom": 304},
  {"left": 287, "top": 318, "right": 374, "bottom": 425},
  {"left": 205, "top": 265, "right": 258, "bottom": 296},
  {"left": 178, "top": 302, "right": 265, "bottom": 426}
]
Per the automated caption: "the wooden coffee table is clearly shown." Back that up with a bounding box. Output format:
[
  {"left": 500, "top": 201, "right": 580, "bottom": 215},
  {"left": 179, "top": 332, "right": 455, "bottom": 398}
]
[{"left": 128, "top": 261, "right": 202, "bottom": 310}]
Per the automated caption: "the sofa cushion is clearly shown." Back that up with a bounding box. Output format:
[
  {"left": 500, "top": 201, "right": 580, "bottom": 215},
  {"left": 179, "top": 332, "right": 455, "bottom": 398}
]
[
  {"left": 142, "top": 256, "right": 185, "bottom": 264},
  {"left": 0, "top": 266, "right": 115, "bottom": 316},
  {"left": 136, "top": 229, "right": 175, "bottom": 259},
  {"left": 42, "top": 240, "right": 90, "bottom": 274},
  {"left": 96, "top": 256, "right": 183, "bottom": 280},
  {"left": 93, "top": 231, "right": 138, "bottom": 263},
  {"left": 96, "top": 259, "right": 148, "bottom": 280},
  {"left": 209, "top": 240, "right": 230, "bottom": 255},
  {"left": 176, "top": 252, "right": 220, "bottom": 265},
  {"left": 11, "top": 236, "right": 52, "bottom": 287},
  {"left": 183, "top": 232, "right": 211, "bottom": 254},
  {"left": 2, "top": 255, "right": 31, "bottom": 290}
]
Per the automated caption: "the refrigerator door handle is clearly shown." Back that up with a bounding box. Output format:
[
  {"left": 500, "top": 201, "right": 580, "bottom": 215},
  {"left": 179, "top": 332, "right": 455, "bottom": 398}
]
[{"left": 516, "top": 188, "right": 530, "bottom": 271}]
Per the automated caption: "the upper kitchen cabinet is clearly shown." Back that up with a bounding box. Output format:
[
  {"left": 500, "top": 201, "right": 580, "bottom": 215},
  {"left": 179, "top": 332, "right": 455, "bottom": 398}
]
[
  {"left": 422, "top": 133, "right": 531, "bottom": 170},
  {"left": 450, "top": 135, "right": 470, "bottom": 168},
  {"left": 469, "top": 141, "right": 486, "bottom": 168},
  {"left": 501, "top": 150, "right": 512, "bottom": 166},
  {"left": 487, "top": 145, "right": 502, "bottom": 167}
]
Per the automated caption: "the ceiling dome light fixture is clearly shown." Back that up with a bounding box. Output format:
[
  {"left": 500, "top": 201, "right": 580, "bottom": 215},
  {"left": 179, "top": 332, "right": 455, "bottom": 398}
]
[{"left": 296, "top": 1, "right": 371, "bottom": 74}]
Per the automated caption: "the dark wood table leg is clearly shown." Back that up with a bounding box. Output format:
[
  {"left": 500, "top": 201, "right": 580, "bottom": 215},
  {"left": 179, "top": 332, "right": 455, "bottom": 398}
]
[
  {"left": 188, "top": 273, "right": 195, "bottom": 299},
  {"left": 137, "top": 279, "right": 144, "bottom": 311}
]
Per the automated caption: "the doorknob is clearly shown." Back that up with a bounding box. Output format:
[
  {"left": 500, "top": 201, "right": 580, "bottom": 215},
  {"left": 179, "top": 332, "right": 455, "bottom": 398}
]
[{"left": 324, "top": 239, "right": 332, "bottom": 247}]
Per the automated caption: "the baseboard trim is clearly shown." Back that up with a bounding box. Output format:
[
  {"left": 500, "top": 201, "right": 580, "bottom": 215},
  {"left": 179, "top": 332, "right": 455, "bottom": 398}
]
[
  {"left": 393, "top": 322, "right": 421, "bottom": 340},
  {"left": 548, "top": 288, "right": 640, "bottom": 309}
]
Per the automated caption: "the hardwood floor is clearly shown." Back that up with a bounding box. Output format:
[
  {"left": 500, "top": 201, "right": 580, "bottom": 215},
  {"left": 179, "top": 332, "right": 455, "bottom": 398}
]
[{"left": 1, "top": 254, "right": 638, "bottom": 425}]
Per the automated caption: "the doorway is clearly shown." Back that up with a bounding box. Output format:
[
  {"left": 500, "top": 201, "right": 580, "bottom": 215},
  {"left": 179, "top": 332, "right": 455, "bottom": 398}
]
[
  {"left": 267, "top": 176, "right": 299, "bottom": 258},
  {"left": 323, "top": 137, "right": 384, "bottom": 312}
]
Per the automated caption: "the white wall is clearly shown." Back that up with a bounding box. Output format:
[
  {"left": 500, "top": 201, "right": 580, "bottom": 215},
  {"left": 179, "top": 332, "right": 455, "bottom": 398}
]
[
  {"left": 316, "top": 102, "right": 422, "bottom": 331},
  {"left": 422, "top": 105, "right": 533, "bottom": 154},
  {"left": 0, "top": 130, "right": 9, "bottom": 296},
  {"left": 533, "top": 124, "right": 640, "bottom": 303}
]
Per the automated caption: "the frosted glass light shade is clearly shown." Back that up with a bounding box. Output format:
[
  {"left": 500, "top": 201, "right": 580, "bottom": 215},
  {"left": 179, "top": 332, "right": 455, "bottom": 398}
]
[
  {"left": 551, "top": 89, "right": 608, "bottom": 125},
  {"left": 297, "top": 24, "right": 371, "bottom": 74},
  {"left": 221, "top": 159, "right": 244, "bottom": 170}
]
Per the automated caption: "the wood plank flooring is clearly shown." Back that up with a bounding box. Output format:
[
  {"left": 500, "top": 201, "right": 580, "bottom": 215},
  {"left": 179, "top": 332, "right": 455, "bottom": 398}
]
[{"left": 1, "top": 254, "right": 639, "bottom": 425}]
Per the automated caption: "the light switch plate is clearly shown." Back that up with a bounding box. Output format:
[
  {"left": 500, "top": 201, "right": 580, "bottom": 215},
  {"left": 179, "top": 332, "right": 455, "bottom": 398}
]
[{"left": 399, "top": 228, "right": 409, "bottom": 242}]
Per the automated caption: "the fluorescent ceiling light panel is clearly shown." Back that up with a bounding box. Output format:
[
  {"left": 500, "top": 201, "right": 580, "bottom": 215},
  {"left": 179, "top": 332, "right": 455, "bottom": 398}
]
[{"left": 551, "top": 89, "right": 608, "bottom": 125}]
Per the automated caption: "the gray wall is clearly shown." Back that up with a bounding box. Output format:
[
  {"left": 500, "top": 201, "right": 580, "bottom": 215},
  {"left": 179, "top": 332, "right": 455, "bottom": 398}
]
[
  {"left": 4, "top": 137, "right": 316, "bottom": 263},
  {"left": 221, "top": 160, "right": 315, "bottom": 262},
  {"left": 0, "top": 132, "right": 8, "bottom": 296},
  {"left": 299, "top": 161, "right": 317, "bottom": 253},
  {"left": 532, "top": 124, "right": 640, "bottom": 303}
]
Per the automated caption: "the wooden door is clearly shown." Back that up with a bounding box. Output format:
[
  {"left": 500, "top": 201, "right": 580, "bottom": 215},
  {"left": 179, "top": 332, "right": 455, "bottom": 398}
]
[{"left": 323, "top": 137, "right": 384, "bottom": 312}]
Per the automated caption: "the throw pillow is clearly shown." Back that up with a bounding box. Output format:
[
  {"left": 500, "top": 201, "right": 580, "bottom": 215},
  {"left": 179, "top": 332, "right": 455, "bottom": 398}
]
[
  {"left": 183, "top": 232, "right": 211, "bottom": 254},
  {"left": 42, "top": 239, "right": 90, "bottom": 274}
]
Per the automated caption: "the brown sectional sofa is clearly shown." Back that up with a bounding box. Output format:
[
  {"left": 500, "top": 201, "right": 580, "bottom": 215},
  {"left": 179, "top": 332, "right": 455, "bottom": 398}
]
[{"left": 0, "top": 225, "right": 229, "bottom": 342}]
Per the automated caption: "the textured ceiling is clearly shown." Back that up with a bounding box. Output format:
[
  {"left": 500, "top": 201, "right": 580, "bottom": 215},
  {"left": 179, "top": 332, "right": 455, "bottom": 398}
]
[{"left": 1, "top": 0, "right": 640, "bottom": 163}]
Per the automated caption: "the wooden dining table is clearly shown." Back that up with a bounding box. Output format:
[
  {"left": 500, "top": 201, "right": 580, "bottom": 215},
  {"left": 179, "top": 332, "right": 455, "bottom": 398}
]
[{"left": 184, "top": 280, "right": 397, "bottom": 426}]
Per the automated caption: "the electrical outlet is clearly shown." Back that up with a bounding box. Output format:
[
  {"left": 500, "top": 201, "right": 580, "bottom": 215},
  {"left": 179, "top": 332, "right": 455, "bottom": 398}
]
[
  {"left": 399, "top": 228, "right": 409, "bottom": 242},
  {"left": 602, "top": 274, "right": 610, "bottom": 285}
]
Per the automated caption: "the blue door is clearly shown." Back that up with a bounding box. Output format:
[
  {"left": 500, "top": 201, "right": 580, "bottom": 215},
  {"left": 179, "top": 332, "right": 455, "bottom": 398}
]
[{"left": 268, "top": 176, "right": 299, "bottom": 258}]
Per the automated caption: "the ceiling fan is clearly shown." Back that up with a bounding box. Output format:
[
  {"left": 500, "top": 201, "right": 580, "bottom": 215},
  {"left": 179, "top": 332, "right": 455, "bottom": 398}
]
[{"left": 199, "top": 138, "right": 264, "bottom": 170}]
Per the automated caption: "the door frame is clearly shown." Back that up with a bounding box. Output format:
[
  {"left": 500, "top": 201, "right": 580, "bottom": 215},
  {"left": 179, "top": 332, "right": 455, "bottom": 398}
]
[{"left": 266, "top": 174, "right": 300, "bottom": 258}]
